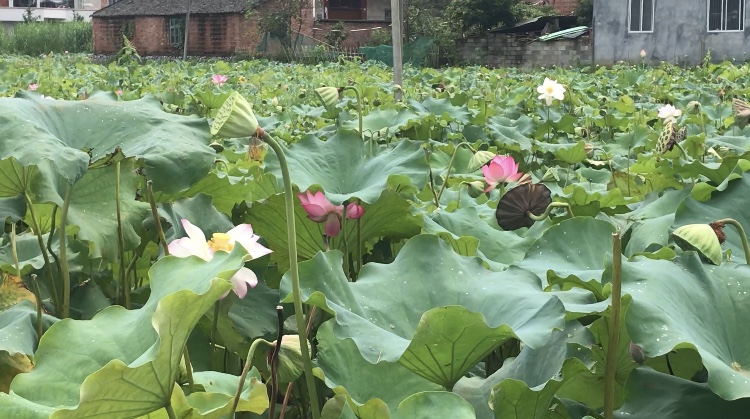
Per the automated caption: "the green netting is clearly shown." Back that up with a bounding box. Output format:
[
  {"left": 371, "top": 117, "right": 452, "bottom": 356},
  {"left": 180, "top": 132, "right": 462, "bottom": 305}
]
[{"left": 359, "top": 37, "right": 435, "bottom": 67}]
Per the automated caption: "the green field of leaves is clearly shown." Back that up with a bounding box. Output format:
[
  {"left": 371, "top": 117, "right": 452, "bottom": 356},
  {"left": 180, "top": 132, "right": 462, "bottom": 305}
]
[{"left": 2, "top": 54, "right": 750, "bottom": 418}]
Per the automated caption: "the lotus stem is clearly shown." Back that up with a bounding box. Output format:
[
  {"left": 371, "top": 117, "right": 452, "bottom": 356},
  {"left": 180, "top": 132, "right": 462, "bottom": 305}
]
[
  {"left": 356, "top": 211, "right": 362, "bottom": 276},
  {"left": 164, "top": 402, "right": 177, "bottom": 419},
  {"left": 526, "top": 202, "right": 575, "bottom": 222},
  {"left": 268, "top": 306, "right": 284, "bottom": 419},
  {"left": 10, "top": 222, "right": 20, "bottom": 284},
  {"left": 716, "top": 218, "right": 750, "bottom": 264},
  {"left": 115, "top": 161, "right": 129, "bottom": 309},
  {"left": 604, "top": 231, "right": 623, "bottom": 419},
  {"left": 30, "top": 274, "right": 43, "bottom": 342},
  {"left": 259, "top": 129, "right": 321, "bottom": 419},
  {"left": 341, "top": 86, "right": 363, "bottom": 141},
  {"left": 182, "top": 344, "right": 194, "bottom": 393},
  {"left": 229, "top": 337, "right": 273, "bottom": 417},
  {"left": 673, "top": 141, "right": 690, "bottom": 161},
  {"left": 147, "top": 180, "right": 170, "bottom": 256},
  {"left": 25, "top": 196, "right": 60, "bottom": 314},
  {"left": 59, "top": 184, "right": 73, "bottom": 319},
  {"left": 341, "top": 202, "right": 350, "bottom": 280},
  {"left": 437, "top": 141, "right": 478, "bottom": 201}
]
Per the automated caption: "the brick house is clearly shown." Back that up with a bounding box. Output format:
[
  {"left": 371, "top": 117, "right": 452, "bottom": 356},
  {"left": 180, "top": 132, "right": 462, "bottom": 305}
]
[
  {"left": 298, "top": 0, "right": 392, "bottom": 48},
  {"left": 91, "top": 0, "right": 273, "bottom": 56}
]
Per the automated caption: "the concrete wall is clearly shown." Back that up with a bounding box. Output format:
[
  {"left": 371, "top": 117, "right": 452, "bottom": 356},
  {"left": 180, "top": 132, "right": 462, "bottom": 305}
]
[
  {"left": 594, "top": 0, "right": 750, "bottom": 65},
  {"left": 458, "top": 33, "right": 592, "bottom": 68}
]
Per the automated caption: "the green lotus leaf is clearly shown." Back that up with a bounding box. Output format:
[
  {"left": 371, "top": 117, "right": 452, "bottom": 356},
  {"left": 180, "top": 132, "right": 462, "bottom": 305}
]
[
  {"left": 245, "top": 189, "right": 421, "bottom": 271},
  {"left": 672, "top": 224, "right": 723, "bottom": 265},
  {"left": 674, "top": 174, "right": 750, "bottom": 262},
  {"left": 622, "top": 254, "right": 750, "bottom": 400},
  {"left": 0, "top": 92, "right": 215, "bottom": 193},
  {"left": 264, "top": 130, "right": 429, "bottom": 204},
  {"left": 455, "top": 322, "right": 593, "bottom": 419},
  {"left": 516, "top": 218, "right": 617, "bottom": 286},
  {"left": 3, "top": 247, "right": 245, "bottom": 417},
  {"left": 63, "top": 159, "right": 151, "bottom": 261},
  {"left": 392, "top": 391, "right": 475, "bottom": 419},
  {"left": 320, "top": 395, "right": 358, "bottom": 419},
  {"left": 344, "top": 108, "right": 422, "bottom": 138},
  {"left": 0, "top": 300, "right": 57, "bottom": 357},
  {"left": 281, "top": 234, "right": 566, "bottom": 388},
  {"left": 620, "top": 189, "right": 692, "bottom": 257},
  {"left": 614, "top": 368, "right": 750, "bottom": 418},
  {"left": 315, "top": 320, "right": 441, "bottom": 418}
]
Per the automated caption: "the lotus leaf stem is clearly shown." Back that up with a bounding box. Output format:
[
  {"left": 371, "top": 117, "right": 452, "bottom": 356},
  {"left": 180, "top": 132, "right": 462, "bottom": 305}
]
[
  {"left": 59, "top": 184, "right": 73, "bottom": 319},
  {"left": 115, "top": 161, "right": 129, "bottom": 309},
  {"left": 229, "top": 337, "right": 273, "bottom": 417},
  {"left": 716, "top": 218, "right": 750, "bottom": 264},
  {"left": 30, "top": 274, "right": 43, "bottom": 342},
  {"left": 182, "top": 344, "right": 194, "bottom": 393},
  {"left": 526, "top": 202, "right": 575, "bottom": 222},
  {"left": 268, "top": 306, "right": 284, "bottom": 419},
  {"left": 164, "top": 402, "right": 177, "bottom": 419},
  {"left": 673, "top": 141, "right": 690, "bottom": 161},
  {"left": 604, "top": 231, "right": 623, "bottom": 419},
  {"left": 356, "top": 214, "right": 363, "bottom": 276},
  {"left": 259, "top": 130, "right": 321, "bottom": 419},
  {"left": 341, "top": 86, "right": 363, "bottom": 141},
  {"left": 341, "top": 202, "right": 350, "bottom": 280},
  {"left": 146, "top": 180, "right": 170, "bottom": 256},
  {"left": 25, "top": 196, "right": 60, "bottom": 314},
  {"left": 437, "top": 141, "right": 478, "bottom": 201},
  {"left": 10, "top": 222, "right": 19, "bottom": 285}
]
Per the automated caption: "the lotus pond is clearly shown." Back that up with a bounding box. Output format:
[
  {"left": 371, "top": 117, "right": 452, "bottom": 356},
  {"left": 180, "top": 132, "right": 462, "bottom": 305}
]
[{"left": 3, "top": 54, "right": 750, "bottom": 418}]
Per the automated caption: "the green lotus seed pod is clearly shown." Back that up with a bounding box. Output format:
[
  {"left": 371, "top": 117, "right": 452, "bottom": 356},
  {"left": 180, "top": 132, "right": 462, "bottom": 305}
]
[
  {"left": 315, "top": 86, "right": 340, "bottom": 110},
  {"left": 672, "top": 224, "right": 723, "bottom": 265},
  {"left": 211, "top": 91, "right": 259, "bottom": 139},
  {"left": 467, "top": 150, "right": 496, "bottom": 172}
]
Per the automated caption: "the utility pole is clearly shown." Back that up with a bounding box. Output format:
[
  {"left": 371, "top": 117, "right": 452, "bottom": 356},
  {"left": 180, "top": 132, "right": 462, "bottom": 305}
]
[
  {"left": 182, "top": 0, "right": 191, "bottom": 60},
  {"left": 390, "top": 0, "right": 403, "bottom": 101}
]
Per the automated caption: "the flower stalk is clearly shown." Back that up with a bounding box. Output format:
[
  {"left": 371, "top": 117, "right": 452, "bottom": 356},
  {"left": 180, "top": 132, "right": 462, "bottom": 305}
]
[
  {"left": 715, "top": 218, "right": 750, "bottom": 264},
  {"left": 25, "top": 195, "right": 60, "bottom": 314},
  {"left": 526, "top": 201, "right": 575, "bottom": 222},
  {"left": 604, "top": 231, "right": 623, "bottom": 419},
  {"left": 115, "top": 161, "right": 129, "bottom": 309},
  {"left": 259, "top": 129, "right": 321, "bottom": 419},
  {"left": 59, "top": 184, "right": 73, "bottom": 319},
  {"left": 146, "top": 180, "right": 170, "bottom": 256},
  {"left": 229, "top": 337, "right": 273, "bottom": 417}
]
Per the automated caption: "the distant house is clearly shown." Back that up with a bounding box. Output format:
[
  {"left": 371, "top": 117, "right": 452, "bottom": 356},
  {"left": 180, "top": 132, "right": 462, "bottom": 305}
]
[
  {"left": 298, "top": 0, "right": 392, "bottom": 48},
  {"left": 594, "top": 0, "right": 750, "bottom": 65},
  {"left": 0, "top": 0, "right": 104, "bottom": 30},
  {"left": 91, "top": 0, "right": 273, "bottom": 56}
]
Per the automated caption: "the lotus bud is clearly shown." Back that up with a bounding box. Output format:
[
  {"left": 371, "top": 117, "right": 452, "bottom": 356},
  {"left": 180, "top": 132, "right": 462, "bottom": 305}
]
[
  {"left": 272, "top": 335, "right": 307, "bottom": 384},
  {"left": 467, "top": 150, "right": 496, "bottom": 172},
  {"left": 629, "top": 341, "right": 646, "bottom": 364},
  {"left": 640, "top": 49, "right": 647, "bottom": 59},
  {"left": 271, "top": 96, "right": 279, "bottom": 106},
  {"left": 314, "top": 86, "right": 340, "bottom": 110},
  {"left": 467, "top": 181, "right": 485, "bottom": 198},
  {"left": 687, "top": 101, "right": 702, "bottom": 114},
  {"left": 672, "top": 223, "right": 723, "bottom": 265},
  {"left": 584, "top": 143, "right": 594, "bottom": 158},
  {"left": 211, "top": 91, "right": 259, "bottom": 138},
  {"left": 209, "top": 141, "right": 224, "bottom": 152}
]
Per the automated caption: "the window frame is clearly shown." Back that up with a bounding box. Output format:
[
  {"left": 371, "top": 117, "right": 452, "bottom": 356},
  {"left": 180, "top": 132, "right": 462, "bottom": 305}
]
[
  {"left": 628, "top": 0, "right": 655, "bottom": 33},
  {"left": 168, "top": 17, "right": 185, "bottom": 49},
  {"left": 707, "top": 0, "right": 746, "bottom": 32}
]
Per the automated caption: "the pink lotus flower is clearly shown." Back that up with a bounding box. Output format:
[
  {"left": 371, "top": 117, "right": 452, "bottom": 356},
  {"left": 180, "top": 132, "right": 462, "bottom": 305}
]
[
  {"left": 116, "top": 89, "right": 123, "bottom": 96},
  {"left": 482, "top": 155, "right": 523, "bottom": 192},
  {"left": 211, "top": 74, "right": 228, "bottom": 87},
  {"left": 168, "top": 219, "right": 272, "bottom": 299},
  {"left": 298, "top": 191, "right": 365, "bottom": 237},
  {"left": 28, "top": 83, "right": 38, "bottom": 91}
]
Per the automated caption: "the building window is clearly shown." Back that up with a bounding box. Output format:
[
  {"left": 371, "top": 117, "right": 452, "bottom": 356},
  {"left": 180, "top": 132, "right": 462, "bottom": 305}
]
[
  {"left": 325, "top": 0, "right": 366, "bottom": 20},
  {"left": 168, "top": 17, "right": 184, "bottom": 48},
  {"left": 629, "top": 0, "right": 654, "bottom": 32},
  {"left": 708, "top": 0, "right": 745, "bottom": 31}
]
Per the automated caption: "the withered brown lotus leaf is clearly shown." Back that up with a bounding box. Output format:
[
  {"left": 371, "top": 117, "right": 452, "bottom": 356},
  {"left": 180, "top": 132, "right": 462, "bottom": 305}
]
[{"left": 495, "top": 183, "right": 552, "bottom": 231}]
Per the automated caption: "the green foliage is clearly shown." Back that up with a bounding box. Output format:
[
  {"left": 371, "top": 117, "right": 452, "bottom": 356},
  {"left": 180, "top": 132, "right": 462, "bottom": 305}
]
[
  {"left": 325, "top": 21, "right": 349, "bottom": 48},
  {"left": 0, "top": 22, "right": 92, "bottom": 55},
  {"left": 446, "top": 0, "right": 517, "bottom": 34},
  {"left": 575, "top": 0, "right": 594, "bottom": 26}
]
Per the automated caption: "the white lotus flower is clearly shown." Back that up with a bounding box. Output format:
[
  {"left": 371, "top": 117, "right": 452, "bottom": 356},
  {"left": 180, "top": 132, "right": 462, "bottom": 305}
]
[
  {"left": 658, "top": 104, "right": 682, "bottom": 123},
  {"left": 537, "top": 78, "right": 566, "bottom": 106}
]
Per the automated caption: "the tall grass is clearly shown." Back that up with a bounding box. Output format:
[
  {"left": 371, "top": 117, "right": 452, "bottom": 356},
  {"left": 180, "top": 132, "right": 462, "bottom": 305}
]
[{"left": 0, "top": 21, "right": 92, "bottom": 55}]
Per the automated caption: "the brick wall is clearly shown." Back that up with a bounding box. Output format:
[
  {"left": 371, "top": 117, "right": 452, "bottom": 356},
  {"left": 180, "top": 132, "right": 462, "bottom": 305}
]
[
  {"left": 93, "top": 11, "right": 266, "bottom": 56},
  {"left": 551, "top": 0, "right": 578, "bottom": 15},
  {"left": 458, "top": 33, "right": 591, "bottom": 68},
  {"left": 312, "top": 20, "right": 389, "bottom": 48}
]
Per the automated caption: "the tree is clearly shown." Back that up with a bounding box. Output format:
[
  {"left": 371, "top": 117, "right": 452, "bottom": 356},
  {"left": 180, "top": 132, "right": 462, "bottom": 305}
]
[
  {"left": 446, "top": 0, "right": 517, "bottom": 34},
  {"left": 253, "top": 0, "right": 306, "bottom": 50}
]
